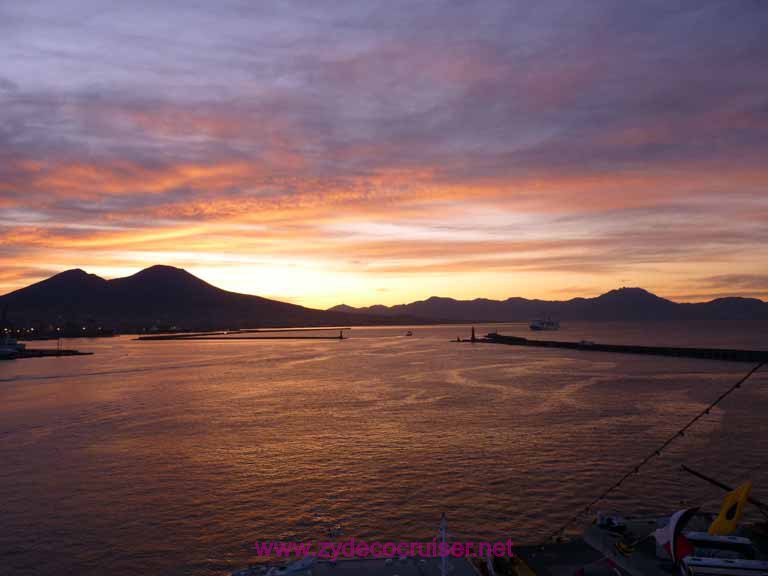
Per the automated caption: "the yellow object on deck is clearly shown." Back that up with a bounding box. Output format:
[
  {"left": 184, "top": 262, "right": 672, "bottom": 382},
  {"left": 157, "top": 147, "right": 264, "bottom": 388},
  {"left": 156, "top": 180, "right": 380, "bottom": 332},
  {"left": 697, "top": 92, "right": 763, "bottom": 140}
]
[{"left": 708, "top": 480, "right": 752, "bottom": 535}]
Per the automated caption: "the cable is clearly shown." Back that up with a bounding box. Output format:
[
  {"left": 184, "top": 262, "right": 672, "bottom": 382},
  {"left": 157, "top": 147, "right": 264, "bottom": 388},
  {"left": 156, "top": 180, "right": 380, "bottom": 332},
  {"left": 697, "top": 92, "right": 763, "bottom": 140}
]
[{"left": 544, "top": 362, "right": 765, "bottom": 542}]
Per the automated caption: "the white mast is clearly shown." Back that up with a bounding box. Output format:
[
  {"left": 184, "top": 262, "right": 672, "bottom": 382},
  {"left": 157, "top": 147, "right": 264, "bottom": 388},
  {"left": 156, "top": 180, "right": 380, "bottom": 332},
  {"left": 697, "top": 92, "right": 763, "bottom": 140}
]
[
  {"left": 440, "top": 512, "right": 448, "bottom": 576},
  {"left": 486, "top": 549, "right": 496, "bottom": 576}
]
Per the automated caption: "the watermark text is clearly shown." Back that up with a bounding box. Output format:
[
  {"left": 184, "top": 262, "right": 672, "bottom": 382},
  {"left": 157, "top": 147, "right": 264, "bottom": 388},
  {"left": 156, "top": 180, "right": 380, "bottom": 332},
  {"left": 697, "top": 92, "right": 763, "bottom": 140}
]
[{"left": 254, "top": 538, "right": 515, "bottom": 560}]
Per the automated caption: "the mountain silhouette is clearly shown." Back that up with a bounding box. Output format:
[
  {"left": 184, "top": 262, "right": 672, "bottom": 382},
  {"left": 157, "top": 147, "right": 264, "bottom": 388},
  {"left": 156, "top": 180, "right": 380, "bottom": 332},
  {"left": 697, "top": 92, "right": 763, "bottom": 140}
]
[
  {"left": 330, "top": 286, "right": 768, "bottom": 322},
  {"left": 0, "top": 265, "right": 408, "bottom": 331},
  {"left": 3, "top": 268, "right": 765, "bottom": 331}
]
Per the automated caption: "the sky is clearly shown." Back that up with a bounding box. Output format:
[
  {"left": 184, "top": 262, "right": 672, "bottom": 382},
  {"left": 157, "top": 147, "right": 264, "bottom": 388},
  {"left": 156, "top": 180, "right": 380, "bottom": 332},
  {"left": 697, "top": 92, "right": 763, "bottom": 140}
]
[{"left": 1, "top": 0, "right": 767, "bottom": 309}]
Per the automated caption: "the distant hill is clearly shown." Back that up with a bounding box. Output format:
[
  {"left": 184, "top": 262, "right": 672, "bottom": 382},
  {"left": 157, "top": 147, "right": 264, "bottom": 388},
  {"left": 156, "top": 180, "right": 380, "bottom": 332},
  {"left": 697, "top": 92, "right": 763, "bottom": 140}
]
[
  {"left": 4, "top": 268, "right": 765, "bottom": 332},
  {"left": 330, "top": 287, "right": 768, "bottom": 322},
  {"left": 0, "top": 265, "right": 412, "bottom": 331}
]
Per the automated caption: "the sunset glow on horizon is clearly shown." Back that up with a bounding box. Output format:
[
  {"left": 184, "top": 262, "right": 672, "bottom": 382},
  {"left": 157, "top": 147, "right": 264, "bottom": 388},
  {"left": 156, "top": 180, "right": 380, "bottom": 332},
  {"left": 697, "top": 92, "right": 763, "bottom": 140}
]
[{"left": 2, "top": 1, "right": 767, "bottom": 308}]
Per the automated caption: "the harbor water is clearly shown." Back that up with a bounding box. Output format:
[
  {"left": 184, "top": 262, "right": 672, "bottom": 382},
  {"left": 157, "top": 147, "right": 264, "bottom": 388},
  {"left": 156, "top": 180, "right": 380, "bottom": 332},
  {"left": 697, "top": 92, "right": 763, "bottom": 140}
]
[{"left": 1, "top": 322, "right": 767, "bottom": 575}]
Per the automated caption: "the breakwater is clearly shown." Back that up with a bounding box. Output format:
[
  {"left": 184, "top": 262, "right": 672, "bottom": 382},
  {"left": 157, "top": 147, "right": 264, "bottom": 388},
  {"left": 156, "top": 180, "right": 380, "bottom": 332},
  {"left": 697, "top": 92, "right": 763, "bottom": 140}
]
[
  {"left": 137, "top": 328, "right": 349, "bottom": 341},
  {"left": 473, "top": 332, "right": 768, "bottom": 363},
  {"left": 3, "top": 348, "right": 93, "bottom": 360}
]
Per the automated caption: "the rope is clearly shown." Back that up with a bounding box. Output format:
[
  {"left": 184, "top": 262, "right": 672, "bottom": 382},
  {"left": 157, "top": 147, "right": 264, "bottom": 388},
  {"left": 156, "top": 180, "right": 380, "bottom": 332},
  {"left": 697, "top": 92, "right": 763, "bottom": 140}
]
[{"left": 544, "top": 361, "right": 765, "bottom": 542}]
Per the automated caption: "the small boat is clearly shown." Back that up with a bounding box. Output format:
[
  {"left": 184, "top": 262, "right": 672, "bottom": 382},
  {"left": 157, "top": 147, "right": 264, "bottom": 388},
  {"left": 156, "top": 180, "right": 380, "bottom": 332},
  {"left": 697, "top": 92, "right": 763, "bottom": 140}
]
[
  {"left": 0, "top": 333, "right": 25, "bottom": 360},
  {"left": 405, "top": 330, "right": 413, "bottom": 336},
  {"left": 0, "top": 348, "right": 19, "bottom": 360},
  {"left": 530, "top": 318, "right": 560, "bottom": 331}
]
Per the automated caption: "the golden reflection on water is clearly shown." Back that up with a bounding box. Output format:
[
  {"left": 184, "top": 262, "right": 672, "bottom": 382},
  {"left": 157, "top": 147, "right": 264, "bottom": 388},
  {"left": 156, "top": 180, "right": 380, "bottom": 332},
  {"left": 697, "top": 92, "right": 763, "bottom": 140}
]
[{"left": 1, "top": 323, "right": 767, "bottom": 575}]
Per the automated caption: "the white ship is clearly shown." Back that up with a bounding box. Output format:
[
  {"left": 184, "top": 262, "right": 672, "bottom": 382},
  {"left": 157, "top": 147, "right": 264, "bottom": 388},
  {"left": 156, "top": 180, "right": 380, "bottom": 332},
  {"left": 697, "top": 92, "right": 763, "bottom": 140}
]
[{"left": 529, "top": 318, "right": 560, "bottom": 331}]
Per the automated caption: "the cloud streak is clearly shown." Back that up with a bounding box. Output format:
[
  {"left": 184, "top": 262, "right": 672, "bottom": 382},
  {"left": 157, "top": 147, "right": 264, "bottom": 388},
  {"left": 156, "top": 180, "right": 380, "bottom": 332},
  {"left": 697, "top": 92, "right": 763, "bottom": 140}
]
[{"left": 1, "top": 0, "right": 767, "bottom": 305}]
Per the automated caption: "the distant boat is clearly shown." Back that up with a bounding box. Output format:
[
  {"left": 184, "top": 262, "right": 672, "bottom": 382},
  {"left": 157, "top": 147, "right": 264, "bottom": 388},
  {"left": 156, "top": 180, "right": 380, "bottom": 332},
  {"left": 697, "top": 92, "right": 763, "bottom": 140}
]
[
  {"left": 405, "top": 330, "right": 413, "bottom": 336},
  {"left": 0, "top": 348, "right": 18, "bottom": 360},
  {"left": 0, "top": 333, "right": 25, "bottom": 359},
  {"left": 530, "top": 318, "right": 560, "bottom": 331}
]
